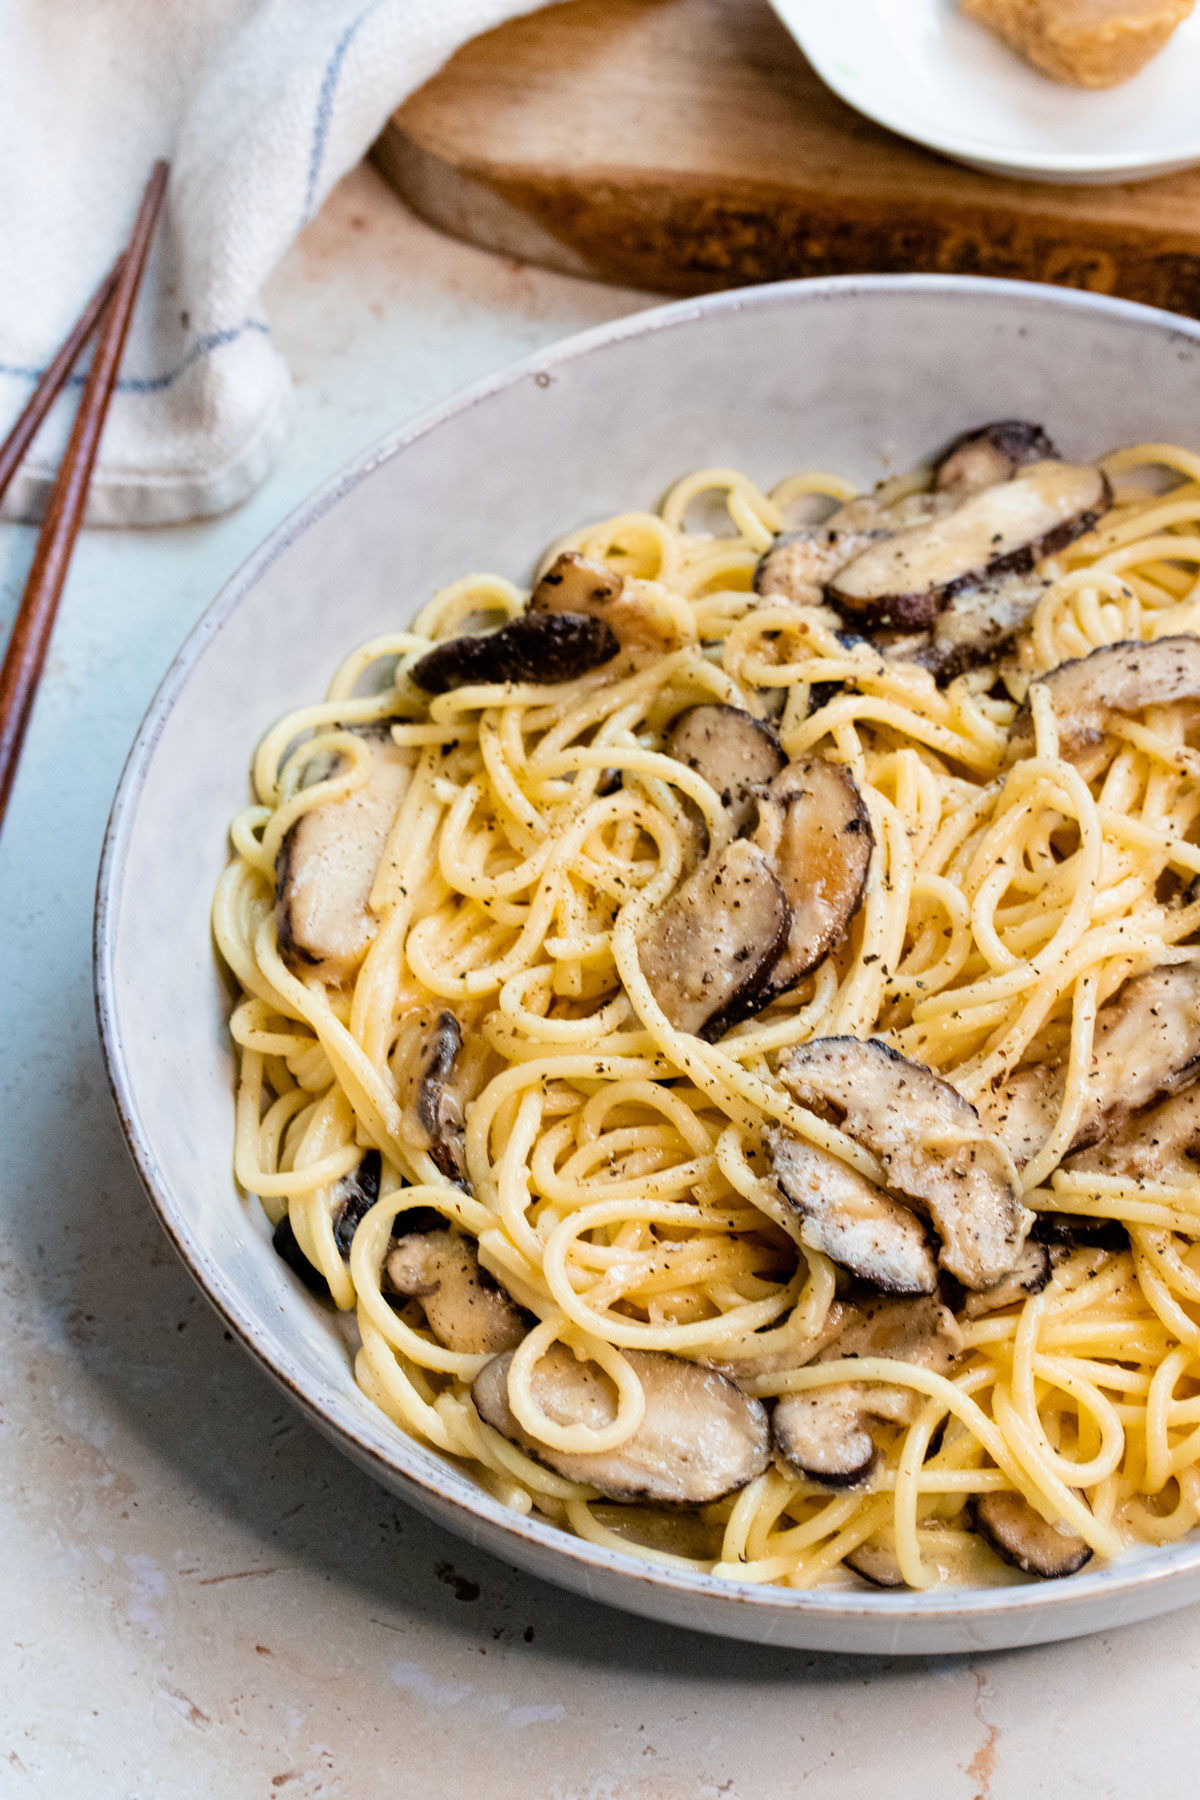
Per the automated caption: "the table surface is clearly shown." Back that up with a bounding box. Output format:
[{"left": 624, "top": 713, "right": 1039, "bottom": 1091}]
[{"left": 1, "top": 163, "right": 1196, "bottom": 1800}]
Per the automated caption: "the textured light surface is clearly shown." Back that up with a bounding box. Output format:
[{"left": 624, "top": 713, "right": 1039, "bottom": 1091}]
[{"left": 2, "top": 163, "right": 1199, "bottom": 1797}]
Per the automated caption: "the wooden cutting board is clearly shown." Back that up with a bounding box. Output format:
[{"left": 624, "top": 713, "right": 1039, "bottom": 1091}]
[{"left": 373, "top": 0, "right": 1200, "bottom": 311}]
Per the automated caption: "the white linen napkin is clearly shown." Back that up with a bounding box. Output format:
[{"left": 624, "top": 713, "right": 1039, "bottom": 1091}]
[{"left": 0, "top": 0, "right": 555, "bottom": 526}]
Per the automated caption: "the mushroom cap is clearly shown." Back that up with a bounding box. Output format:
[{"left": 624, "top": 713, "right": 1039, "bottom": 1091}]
[
  {"left": 983, "top": 963, "right": 1200, "bottom": 1170},
  {"left": 752, "top": 757, "right": 874, "bottom": 996},
  {"left": 972, "top": 1491, "right": 1093, "bottom": 1580},
  {"left": 827, "top": 462, "right": 1109, "bottom": 631},
  {"left": 275, "top": 733, "right": 413, "bottom": 984},
  {"left": 472, "top": 1345, "right": 770, "bottom": 1505},
  {"left": 410, "top": 609, "right": 619, "bottom": 693},
  {"left": 934, "top": 421, "right": 1058, "bottom": 497},
  {"left": 637, "top": 838, "right": 791, "bottom": 1041},
  {"left": 772, "top": 1386, "right": 878, "bottom": 1487},
  {"left": 778, "top": 1037, "right": 1032, "bottom": 1290},
  {"left": 386, "top": 1231, "right": 526, "bottom": 1358},
  {"left": 530, "top": 550, "right": 677, "bottom": 652},
  {"left": 664, "top": 703, "right": 786, "bottom": 837},
  {"left": 766, "top": 1127, "right": 939, "bottom": 1296},
  {"left": 1010, "top": 635, "right": 1200, "bottom": 763}
]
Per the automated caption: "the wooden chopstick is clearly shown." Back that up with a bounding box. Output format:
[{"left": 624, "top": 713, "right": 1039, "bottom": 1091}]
[
  {"left": 0, "top": 257, "right": 124, "bottom": 509},
  {"left": 0, "top": 160, "right": 169, "bottom": 833}
]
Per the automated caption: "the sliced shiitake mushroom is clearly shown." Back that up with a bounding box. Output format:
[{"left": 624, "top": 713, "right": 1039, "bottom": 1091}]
[
  {"left": 843, "top": 1540, "right": 907, "bottom": 1588},
  {"left": 271, "top": 1149, "right": 384, "bottom": 1294},
  {"left": 529, "top": 550, "right": 676, "bottom": 652},
  {"left": 778, "top": 1038, "right": 1031, "bottom": 1290},
  {"left": 751, "top": 493, "right": 958, "bottom": 608},
  {"left": 1068, "top": 1083, "right": 1200, "bottom": 1184},
  {"left": 772, "top": 1294, "right": 961, "bottom": 1487},
  {"left": 413, "top": 1011, "right": 470, "bottom": 1186},
  {"left": 386, "top": 1230, "right": 527, "bottom": 1357},
  {"left": 410, "top": 610, "right": 618, "bottom": 693},
  {"left": 1070, "top": 961, "right": 1200, "bottom": 1148},
  {"left": 982, "top": 963, "right": 1200, "bottom": 1169},
  {"left": 753, "top": 525, "right": 889, "bottom": 607},
  {"left": 271, "top": 1212, "right": 329, "bottom": 1297},
  {"left": 752, "top": 758, "right": 874, "bottom": 996},
  {"left": 766, "top": 1127, "right": 939, "bottom": 1296},
  {"left": 275, "top": 732, "right": 413, "bottom": 984},
  {"left": 530, "top": 549, "right": 624, "bottom": 616},
  {"left": 913, "top": 572, "right": 1052, "bottom": 682},
  {"left": 1010, "top": 635, "right": 1200, "bottom": 763},
  {"left": 826, "top": 462, "right": 1110, "bottom": 632},
  {"left": 331, "top": 1149, "right": 383, "bottom": 1255},
  {"left": 934, "top": 422, "right": 1058, "bottom": 498},
  {"left": 772, "top": 1386, "right": 879, "bottom": 1487},
  {"left": 637, "top": 839, "right": 790, "bottom": 1040},
  {"left": 394, "top": 1009, "right": 491, "bottom": 1188},
  {"left": 1030, "top": 1212, "right": 1129, "bottom": 1253},
  {"left": 472, "top": 1344, "right": 769, "bottom": 1504},
  {"left": 824, "top": 1292, "right": 963, "bottom": 1389},
  {"left": 664, "top": 703, "right": 786, "bottom": 835},
  {"left": 957, "top": 1238, "right": 1052, "bottom": 1321},
  {"left": 971, "top": 1491, "right": 1093, "bottom": 1580},
  {"left": 973, "top": 1066, "right": 1058, "bottom": 1170}
]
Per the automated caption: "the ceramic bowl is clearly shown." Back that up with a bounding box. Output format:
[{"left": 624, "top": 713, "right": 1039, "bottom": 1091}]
[
  {"left": 96, "top": 275, "right": 1200, "bottom": 1654},
  {"left": 773, "top": 0, "right": 1200, "bottom": 184}
]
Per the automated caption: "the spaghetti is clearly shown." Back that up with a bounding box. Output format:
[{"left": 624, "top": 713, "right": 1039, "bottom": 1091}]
[{"left": 213, "top": 436, "right": 1200, "bottom": 1590}]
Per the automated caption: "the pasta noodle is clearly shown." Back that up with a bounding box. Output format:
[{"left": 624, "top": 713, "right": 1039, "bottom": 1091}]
[{"left": 213, "top": 438, "right": 1200, "bottom": 1591}]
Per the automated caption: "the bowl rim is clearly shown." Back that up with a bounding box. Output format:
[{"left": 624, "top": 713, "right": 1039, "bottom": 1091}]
[
  {"left": 772, "top": 0, "right": 1200, "bottom": 181},
  {"left": 95, "top": 272, "right": 1200, "bottom": 1634}
]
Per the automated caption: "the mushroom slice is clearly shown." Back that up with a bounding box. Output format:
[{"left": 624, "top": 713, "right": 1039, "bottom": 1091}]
[
  {"left": 915, "top": 572, "right": 1051, "bottom": 682},
  {"left": 766, "top": 1127, "right": 939, "bottom": 1296},
  {"left": 820, "top": 1292, "right": 963, "bottom": 1393},
  {"left": 972, "top": 1491, "right": 1093, "bottom": 1580},
  {"left": 386, "top": 1231, "right": 526, "bottom": 1357},
  {"left": 844, "top": 1540, "right": 907, "bottom": 1588},
  {"left": 1030, "top": 1213, "right": 1129, "bottom": 1254},
  {"left": 772, "top": 1387, "right": 879, "bottom": 1487},
  {"left": 1073, "top": 962, "right": 1200, "bottom": 1149},
  {"left": 958, "top": 1239, "right": 1052, "bottom": 1321},
  {"left": 979, "top": 964, "right": 1200, "bottom": 1167},
  {"left": 1068, "top": 1083, "right": 1200, "bottom": 1184},
  {"left": 752, "top": 758, "right": 874, "bottom": 995},
  {"left": 471, "top": 1345, "right": 769, "bottom": 1504},
  {"left": 271, "top": 1150, "right": 385, "bottom": 1295},
  {"left": 637, "top": 839, "right": 790, "bottom": 1040},
  {"left": 778, "top": 1038, "right": 1032, "bottom": 1289},
  {"left": 772, "top": 1293, "right": 962, "bottom": 1488},
  {"left": 664, "top": 703, "right": 786, "bottom": 835},
  {"left": 752, "top": 494, "right": 956, "bottom": 607},
  {"left": 1010, "top": 635, "right": 1200, "bottom": 763},
  {"left": 529, "top": 550, "right": 676, "bottom": 652},
  {"left": 331, "top": 1150, "right": 383, "bottom": 1255},
  {"left": 410, "top": 610, "right": 618, "bottom": 693},
  {"left": 973, "top": 1067, "right": 1056, "bottom": 1170},
  {"left": 934, "top": 422, "right": 1058, "bottom": 498},
  {"left": 826, "top": 462, "right": 1110, "bottom": 631},
  {"left": 753, "top": 526, "right": 889, "bottom": 606},
  {"left": 412, "top": 1011, "right": 470, "bottom": 1186},
  {"left": 271, "top": 1212, "right": 330, "bottom": 1297},
  {"left": 276, "top": 732, "right": 413, "bottom": 984}
]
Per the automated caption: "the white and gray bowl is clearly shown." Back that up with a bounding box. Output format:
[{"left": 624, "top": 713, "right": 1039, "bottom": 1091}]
[{"left": 95, "top": 275, "right": 1200, "bottom": 1656}]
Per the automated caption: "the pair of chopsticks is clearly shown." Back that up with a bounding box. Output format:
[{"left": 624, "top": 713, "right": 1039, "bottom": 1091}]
[{"left": 0, "top": 161, "right": 170, "bottom": 835}]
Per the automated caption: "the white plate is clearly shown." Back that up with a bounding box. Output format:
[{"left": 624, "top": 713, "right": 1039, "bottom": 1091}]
[
  {"left": 96, "top": 275, "right": 1200, "bottom": 1654},
  {"left": 773, "top": 0, "right": 1200, "bottom": 182}
]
